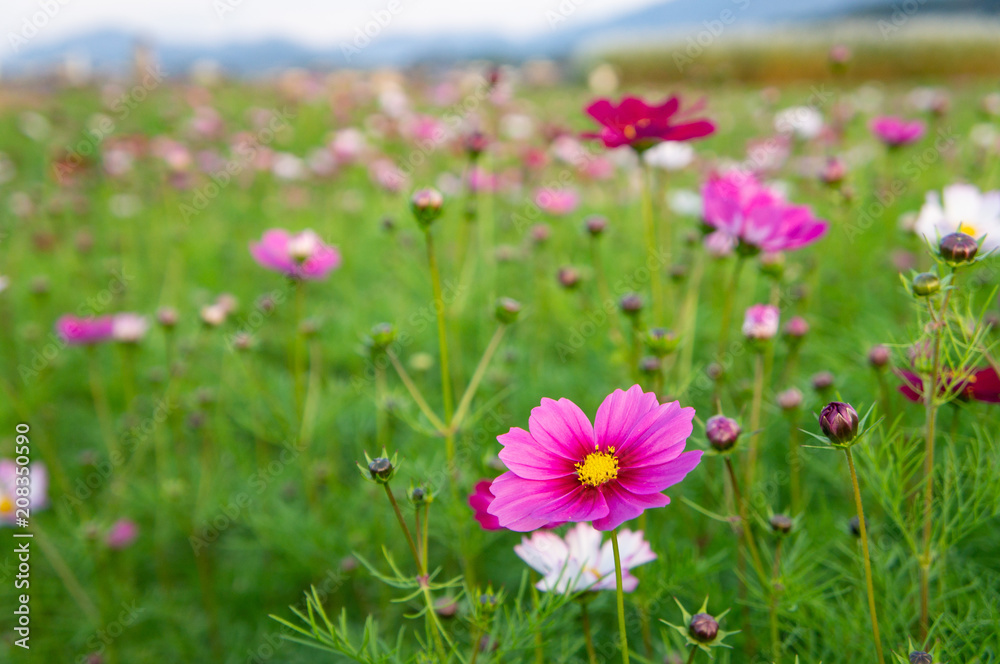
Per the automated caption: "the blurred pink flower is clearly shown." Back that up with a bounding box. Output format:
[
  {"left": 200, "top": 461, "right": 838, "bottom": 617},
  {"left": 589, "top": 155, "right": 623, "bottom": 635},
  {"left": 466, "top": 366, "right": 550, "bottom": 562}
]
[
  {"left": 106, "top": 519, "right": 140, "bottom": 550},
  {"left": 0, "top": 460, "right": 48, "bottom": 526},
  {"left": 535, "top": 188, "right": 579, "bottom": 216},
  {"left": 870, "top": 116, "right": 925, "bottom": 147},
  {"left": 467, "top": 166, "right": 498, "bottom": 193},
  {"left": 742, "top": 304, "right": 780, "bottom": 341},
  {"left": 487, "top": 385, "right": 701, "bottom": 532},
  {"left": 55, "top": 315, "right": 115, "bottom": 345},
  {"left": 369, "top": 159, "right": 407, "bottom": 193},
  {"left": 583, "top": 95, "right": 715, "bottom": 151},
  {"left": 249, "top": 229, "right": 341, "bottom": 280},
  {"left": 702, "top": 171, "right": 828, "bottom": 253}
]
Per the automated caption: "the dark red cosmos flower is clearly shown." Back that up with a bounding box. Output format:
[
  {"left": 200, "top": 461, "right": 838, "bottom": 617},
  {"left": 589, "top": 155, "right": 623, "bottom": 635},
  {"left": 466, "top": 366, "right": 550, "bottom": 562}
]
[
  {"left": 583, "top": 96, "right": 716, "bottom": 152},
  {"left": 897, "top": 367, "right": 1000, "bottom": 404}
]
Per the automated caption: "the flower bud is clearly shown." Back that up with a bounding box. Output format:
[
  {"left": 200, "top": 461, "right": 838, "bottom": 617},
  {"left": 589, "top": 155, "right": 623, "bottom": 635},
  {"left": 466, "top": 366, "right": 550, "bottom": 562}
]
[
  {"left": 742, "top": 304, "right": 780, "bottom": 341},
  {"left": 821, "top": 157, "right": 847, "bottom": 186},
  {"left": 232, "top": 332, "right": 254, "bottom": 351},
  {"left": 409, "top": 485, "right": 429, "bottom": 506},
  {"left": 584, "top": 215, "right": 607, "bottom": 237},
  {"left": 495, "top": 297, "right": 522, "bottom": 324},
  {"left": 912, "top": 272, "right": 940, "bottom": 297},
  {"left": 530, "top": 223, "right": 551, "bottom": 244},
  {"left": 770, "top": 514, "right": 793, "bottom": 535},
  {"left": 645, "top": 328, "right": 679, "bottom": 357},
  {"left": 619, "top": 293, "right": 643, "bottom": 318},
  {"left": 669, "top": 264, "right": 688, "bottom": 283},
  {"left": 410, "top": 188, "right": 444, "bottom": 229},
  {"left": 639, "top": 356, "right": 662, "bottom": 376},
  {"left": 157, "top": 306, "right": 179, "bottom": 329},
  {"left": 938, "top": 231, "right": 978, "bottom": 264},
  {"left": 784, "top": 316, "right": 809, "bottom": 341},
  {"left": 367, "top": 323, "right": 397, "bottom": 353},
  {"left": 689, "top": 613, "right": 719, "bottom": 642},
  {"left": 557, "top": 266, "right": 581, "bottom": 290},
  {"left": 811, "top": 371, "right": 835, "bottom": 392},
  {"left": 868, "top": 344, "right": 890, "bottom": 369},
  {"left": 849, "top": 515, "right": 868, "bottom": 537},
  {"left": 819, "top": 401, "right": 859, "bottom": 445},
  {"left": 705, "top": 415, "right": 741, "bottom": 452},
  {"left": 464, "top": 131, "right": 489, "bottom": 158},
  {"left": 368, "top": 457, "right": 394, "bottom": 482},
  {"left": 909, "top": 652, "right": 933, "bottom": 664},
  {"left": 758, "top": 252, "right": 785, "bottom": 279},
  {"left": 777, "top": 387, "right": 803, "bottom": 411}
]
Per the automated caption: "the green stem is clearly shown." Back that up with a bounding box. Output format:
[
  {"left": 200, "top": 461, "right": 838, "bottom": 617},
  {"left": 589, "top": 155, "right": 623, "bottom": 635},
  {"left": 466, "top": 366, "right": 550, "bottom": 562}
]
[
  {"left": 770, "top": 539, "right": 783, "bottom": 664},
  {"left": 677, "top": 250, "right": 706, "bottom": 386},
  {"left": 591, "top": 237, "right": 624, "bottom": 345},
  {"left": 87, "top": 347, "right": 118, "bottom": 461},
  {"left": 717, "top": 257, "right": 745, "bottom": 359},
  {"left": 611, "top": 528, "right": 630, "bottom": 664},
  {"left": 386, "top": 350, "right": 447, "bottom": 433},
  {"left": 451, "top": 324, "right": 507, "bottom": 433},
  {"left": 580, "top": 601, "right": 598, "bottom": 664},
  {"left": 724, "top": 457, "right": 767, "bottom": 581},
  {"left": 686, "top": 646, "right": 698, "bottom": 664},
  {"left": 788, "top": 421, "right": 801, "bottom": 514},
  {"left": 844, "top": 448, "right": 885, "bottom": 664},
  {"left": 425, "top": 231, "right": 456, "bottom": 478},
  {"left": 747, "top": 351, "right": 765, "bottom": 488},
  {"left": 383, "top": 484, "right": 422, "bottom": 571},
  {"left": 641, "top": 161, "right": 662, "bottom": 325},
  {"left": 292, "top": 279, "right": 306, "bottom": 418},
  {"left": 375, "top": 362, "right": 389, "bottom": 448}
]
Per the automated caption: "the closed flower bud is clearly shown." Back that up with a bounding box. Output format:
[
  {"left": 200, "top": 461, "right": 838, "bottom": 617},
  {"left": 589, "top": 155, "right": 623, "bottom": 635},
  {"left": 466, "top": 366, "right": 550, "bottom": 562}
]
[
  {"left": 558, "top": 266, "right": 581, "bottom": 289},
  {"left": 669, "top": 264, "right": 688, "bottom": 283},
  {"left": 939, "top": 231, "right": 978, "bottom": 264},
  {"left": 479, "top": 593, "right": 499, "bottom": 611},
  {"left": 584, "top": 215, "right": 607, "bottom": 236},
  {"left": 367, "top": 323, "right": 397, "bottom": 353},
  {"left": 157, "top": 307, "right": 179, "bottom": 329},
  {"left": 912, "top": 272, "right": 940, "bottom": 297},
  {"left": 409, "top": 485, "right": 429, "bottom": 506},
  {"left": 849, "top": 515, "right": 868, "bottom": 537},
  {"left": 759, "top": 252, "right": 785, "bottom": 278},
  {"left": 645, "top": 327, "right": 679, "bottom": 356},
  {"left": 495, "top": 297, "right": 522, "bottom": 324},
  {"left": 689, "top": 613, "right": 719, "bottom": 642},
  {"left": 232, "top": 332, "right": 254, "bottom": 351},
  {"left": 299, "top": 319, "right": 320, "bottom": 337},
  {"left": 777, "top": 387, "right": 803, "bottom": 411},
  {"left": 909, "top": 651, "right": 933, "bottom": 664},
  {"left": 639, "top": 355, "right": 662, "bottom": 376},
  {"left": 530, "top": 223, "right": 551, "bottom": 244},
  {"left": 410, "top": 188, "right": 444, "bottom": 229},
  {"left": 368, "top": 457, "right": 394, "bottom": 482},
  {"left": 770, "top": 514, "right": 793, "bottom": 535},
  {"left": 464, "top": 131, "right": 489, "bottom": 158},
  {"left": 868, "top": 344, "right": 890, "bottom": 369},
  {"left": 620, "top": 293, "right": 643, "bottom": 317},
  {"left": 821, "top": 157, "right": 846, "bottom": 186},
  {"left": 784, "top": 316, "right": 809, "bottom": 340},
  {"left": 811, "top": 371, "right": 835, "bottom": 392},
  {"left": 705, "top": 415, "right": 741, "bottom": 452},
  {"left": 819, "top": 401, "right": 859, "bottom": 444}
]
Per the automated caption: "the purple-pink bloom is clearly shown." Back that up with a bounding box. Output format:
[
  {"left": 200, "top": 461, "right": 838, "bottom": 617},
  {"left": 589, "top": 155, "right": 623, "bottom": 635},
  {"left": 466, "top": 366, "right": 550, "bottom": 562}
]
[
  {"left": 869, "top": 116, "right": 926, "bottom": 147},
  {"left": 468, "top": 479, "right": 503, "bottom": 530},
  {"left": 106, "top": 519, "right": 140, "bottom": 550},
  {"left": 1, "top": 460, "right": 48, "bottom": 526},
  {"left": 487, "top": 385, "right": 701, "bottom": 532},
  {"left": 583, "top": 96, "right": 716, "bottom": 151},
  {"left": 55, "top": 315, "right": 115, "bottom": 345},
  {"left": 535, "top": 188, "right": 579, "bottom": 216},
  {"left": 702, "top": 171, "right": 828, "bottom": 253},
  {"left": 249, "top": 229, "right": 341, "bottom": 280},
  {"left": 742, "top": 304, "right": 780, "bottom": 341}
]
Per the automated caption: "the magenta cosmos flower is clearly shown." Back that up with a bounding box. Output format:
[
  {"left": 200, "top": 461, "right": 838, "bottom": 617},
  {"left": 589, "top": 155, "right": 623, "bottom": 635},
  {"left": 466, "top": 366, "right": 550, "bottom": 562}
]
[
  {"left": 535, "top": 188, "right": 579, "bottom": 216},
  {"left": 702, "top": 171, "right": 828, "bottom": 254},
  {"left": 869, "top": 116, "right": 925, "bottom": 147},
  {"left": 897, "top": 367, "right": 1000, "bottom": 404},
  {"left": 469, "top": 478, "right": 562, "bottom": 531},
  {"left": 583, "top": 96, "right": 715, "bottom": 152},
  {"left": 487, "top": 385, "right": 701, "bottom": 532},
  {"left": 55, "top": 315, "right": 115, "bottom": 345},
  {"left": 249, "top": 229, "right": 341, "bottom": 280},
  {"left": 742, "top": 304, "right": 780, "bottom": 341}
]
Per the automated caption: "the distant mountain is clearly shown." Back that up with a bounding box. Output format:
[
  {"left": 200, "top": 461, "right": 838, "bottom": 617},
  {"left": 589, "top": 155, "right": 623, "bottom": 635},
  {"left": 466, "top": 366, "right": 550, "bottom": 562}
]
[{"left": 2, "top": 0, "right": 999, "bottom": 76}]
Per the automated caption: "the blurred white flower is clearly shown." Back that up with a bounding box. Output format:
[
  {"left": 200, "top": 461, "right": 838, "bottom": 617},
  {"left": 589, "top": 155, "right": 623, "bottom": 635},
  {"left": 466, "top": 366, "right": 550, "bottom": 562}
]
[
  {"left": 272, "top": 153, "right": 305, "bottom": 181},
  {"left": 668, "top": 189, "right": 702, "bottom": 217},
  {"left": 644, "top": 141, "right": 695, "bottom": 171},
  {"left": 501, "top": 113, "right": 534, "bottom": 141},
  {"left": 774, "top": 106, "right": 824, "bottom": 140},
  {"left": 915, "top": 184, "right": 1000, "bottom": 252}
]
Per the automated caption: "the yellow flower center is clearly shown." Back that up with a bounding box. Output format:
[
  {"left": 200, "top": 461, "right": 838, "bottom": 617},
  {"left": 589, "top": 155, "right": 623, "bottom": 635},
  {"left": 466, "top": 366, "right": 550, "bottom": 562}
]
[
  {"left": 623, "top": 125, "right": 636, "bottom": 140},
  {"left": 575, "top": 446, "right": 619, "bottom": 487},
  {"left": 957, "top": 222, "right": 978, "bottom": 236},
  {"left": 0, "top": 495, "right": 12, "bottom": 514}
]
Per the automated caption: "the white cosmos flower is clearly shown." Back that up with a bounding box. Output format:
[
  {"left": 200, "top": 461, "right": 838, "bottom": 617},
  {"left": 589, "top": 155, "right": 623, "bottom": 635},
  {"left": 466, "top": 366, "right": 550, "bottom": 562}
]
[
  {"left": 914, "top": 184, "right": 1000, "bottom": 252},
  {"left": 514, "top": 523, "right": 656, "bottom": 593},
  {"left": 774, "top": 106, "right": 824, "bottom": 140},
  {"left": 644, "top": 141, "right": 695, "bottom": 171}
]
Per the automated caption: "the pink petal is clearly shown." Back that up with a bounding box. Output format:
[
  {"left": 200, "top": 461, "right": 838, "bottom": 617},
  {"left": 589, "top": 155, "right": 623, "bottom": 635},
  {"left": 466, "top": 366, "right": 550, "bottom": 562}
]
[
  {"left": 528, "top": 398, "right": 596, "bottom": 461},
  {"left": 594, "top": 385, "right": 659, "bottom": 448},
  {"left": 591, "top": 484, "right": 669, "bottom": 531},
  {"left": 615, "top": 450, "right": 703, "bottom": 494},
  {"left": 498, "top": 428, "right": 577, "bottom": 480}
]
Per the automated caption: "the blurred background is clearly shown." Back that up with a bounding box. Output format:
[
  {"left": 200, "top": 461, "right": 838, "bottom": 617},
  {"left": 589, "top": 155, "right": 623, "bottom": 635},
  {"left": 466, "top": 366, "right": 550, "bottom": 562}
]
[{"left": 3, "top": 0, "right": 1000, "bottom": 82}]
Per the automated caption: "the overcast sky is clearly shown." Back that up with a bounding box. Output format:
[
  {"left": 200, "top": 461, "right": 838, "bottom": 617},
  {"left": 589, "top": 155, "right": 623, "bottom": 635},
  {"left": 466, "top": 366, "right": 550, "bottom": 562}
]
[{"left": 2, "top": 0, "right": 664, "bottom": 48}]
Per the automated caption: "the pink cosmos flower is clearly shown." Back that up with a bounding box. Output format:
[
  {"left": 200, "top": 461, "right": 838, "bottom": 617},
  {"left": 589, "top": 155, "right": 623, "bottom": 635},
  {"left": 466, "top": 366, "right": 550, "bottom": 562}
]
[
  {"left": 469, "top": 480, "right": 503, "bottom": 530},
  {"left": 487, "top": 385, "right": 701, "bottom": 532},
  {"left": 56, "top": 315, "right": 115, "bottom": 345},
  {"left": 535, "top": 188, "right": 579, "bottom": 216},
  {"left": 701, "top": 171, "right": 828, "bottom": 253},
  {"left": 249, "top": 229, "right": 341, "bottom": 280},
  {"left": 742, "top": 304, "right": 780, "bottom": 341},
  {"left": 897, "top": 367, "right": 1000, "bottom": 404},
  {"left": 1, "top": 460, "right": 48, "bottom": 526},
  {"left": 583, "top": 96, "right": 716, "bottom": 151},
  {"left": 869, "top": 116, "right": 926, "bottom": 147},
  {"left": 467, "top": 166, "right": 498, "bottom": 193},
  {"left": 106, "top": 519, "right": 140, "bottom": 550},
  {"left": 514, "top": 522, "right": 656, "bottom": 592}
]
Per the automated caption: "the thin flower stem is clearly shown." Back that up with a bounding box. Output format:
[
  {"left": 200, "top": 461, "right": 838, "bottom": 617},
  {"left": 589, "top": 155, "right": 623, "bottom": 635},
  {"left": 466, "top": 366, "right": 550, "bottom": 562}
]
[
  {"left": 414, "top": 507, "right": 424, "bottom": 574},
  {"left": 292, "top": 279, "right": 306, "bottom": 418},
  {"left": 591, "top": 237, "right": 624, "bottom": 345},
  {"left": 717, "top": 257, "right": 745, "bottom": 359},
  {"left": 383, "top": 484, "right": 422, "bottom": 572},
  {"left": 788, "top": 421, "right": 801, "bottom": 514},
  {"left": 580, "top": 601, "right": 599, "bottom": 664},
  {"left": 747, "top": 351, "right": 765, "bottom": 488},
  {"left": 686, "top": 645, "right": 699, "bottom": 664},
  {"left": 677, "top": 250, "right": 706, "bottom": 385},
  {"left": 451, "top": 324, "right": 507, "bottom": 433},
  {"left": 33, "top": 524, "right": 100, "bottom": 623},
  {"left": 724, "top": 457, "right": 767, "bottom": 582},
  {"left": 770, "top": 539, "right": 784, "bottom": 664},
  {"left": 87, "top": 347, "right": 117, "bottom": 460},
  {"left": 424, "top": 231, "right": 457, "bottom": 476},
  {"left": 641, "top": 161, "right": 662, "bottom": 325},
  {"left": 611, "top": 528, "right": 630, "bottom": 664},
  {"left": 844, "top": 448, "right": 885, "bottom": 664},
  {"left": 375, "top": 363, "right": 389, "bottom": 448},
  {"left": 385, "top": 350, "right": 448, "bottom": 433}
]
